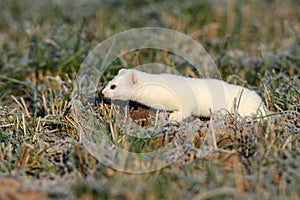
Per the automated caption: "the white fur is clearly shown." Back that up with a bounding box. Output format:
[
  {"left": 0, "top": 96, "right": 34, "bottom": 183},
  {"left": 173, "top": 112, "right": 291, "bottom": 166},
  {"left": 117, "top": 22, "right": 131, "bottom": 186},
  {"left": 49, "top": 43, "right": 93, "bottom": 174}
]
[{"left": 102, "top": 69, "right": 268, "bottom": 121}]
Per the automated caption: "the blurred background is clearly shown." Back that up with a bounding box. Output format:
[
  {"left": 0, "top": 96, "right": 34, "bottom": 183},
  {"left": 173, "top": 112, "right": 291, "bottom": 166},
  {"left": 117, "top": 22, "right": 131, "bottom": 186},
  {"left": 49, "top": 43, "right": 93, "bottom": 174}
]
[{"left": 1, "top": 0, "right": 299, "bottom": 75}]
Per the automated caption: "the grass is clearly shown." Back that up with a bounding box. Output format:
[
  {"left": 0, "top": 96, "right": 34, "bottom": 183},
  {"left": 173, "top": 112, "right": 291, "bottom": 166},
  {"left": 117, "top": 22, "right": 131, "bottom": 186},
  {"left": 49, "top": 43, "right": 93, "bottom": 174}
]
[{"left": 0, "top": 0, "right": 299, "bottom": 199}]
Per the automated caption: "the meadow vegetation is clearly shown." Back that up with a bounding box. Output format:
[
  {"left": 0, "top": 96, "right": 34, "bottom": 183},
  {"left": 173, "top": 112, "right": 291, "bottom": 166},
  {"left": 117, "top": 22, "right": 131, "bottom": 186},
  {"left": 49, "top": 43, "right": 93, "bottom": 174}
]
[{"left": 0, "top": 0, "right": 299, "bottom": 199}]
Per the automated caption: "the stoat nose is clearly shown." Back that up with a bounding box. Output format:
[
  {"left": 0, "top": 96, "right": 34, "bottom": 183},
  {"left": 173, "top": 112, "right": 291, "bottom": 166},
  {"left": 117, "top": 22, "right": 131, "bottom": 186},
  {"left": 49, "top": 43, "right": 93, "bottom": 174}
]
[{"left": 101, "top": 89, "right": 108, "bottom": 97}]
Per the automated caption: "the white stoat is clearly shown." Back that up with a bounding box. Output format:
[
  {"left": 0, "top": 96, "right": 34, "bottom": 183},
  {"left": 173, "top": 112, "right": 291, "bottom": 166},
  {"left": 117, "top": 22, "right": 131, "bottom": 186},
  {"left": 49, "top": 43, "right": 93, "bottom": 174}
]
[{"left": 101, "top": 68, "right": 268, "bottom": 121}]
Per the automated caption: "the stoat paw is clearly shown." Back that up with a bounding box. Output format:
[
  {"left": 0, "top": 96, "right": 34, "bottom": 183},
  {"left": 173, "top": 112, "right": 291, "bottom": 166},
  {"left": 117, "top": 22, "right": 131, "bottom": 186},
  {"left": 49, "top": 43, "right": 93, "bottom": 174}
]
[{"left": 169, "top": 111, "right": 183, "bottom": 121}]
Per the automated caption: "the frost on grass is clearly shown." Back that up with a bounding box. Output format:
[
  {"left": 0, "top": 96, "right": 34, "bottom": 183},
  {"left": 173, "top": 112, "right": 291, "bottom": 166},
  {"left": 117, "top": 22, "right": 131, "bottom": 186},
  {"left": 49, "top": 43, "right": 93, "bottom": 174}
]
[{"left": 75, "top": 95, "right": 284, "bottom": 173}]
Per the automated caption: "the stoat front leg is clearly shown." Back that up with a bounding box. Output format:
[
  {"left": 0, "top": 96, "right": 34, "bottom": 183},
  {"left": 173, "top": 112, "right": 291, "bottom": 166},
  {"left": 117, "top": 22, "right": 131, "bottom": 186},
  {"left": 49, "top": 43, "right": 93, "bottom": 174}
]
[
  {"left": 169, "top": 108, "right": 193, "bottom": 121},
  {"left": 169, "top": 111, "right": 183, "bottom": 121}
]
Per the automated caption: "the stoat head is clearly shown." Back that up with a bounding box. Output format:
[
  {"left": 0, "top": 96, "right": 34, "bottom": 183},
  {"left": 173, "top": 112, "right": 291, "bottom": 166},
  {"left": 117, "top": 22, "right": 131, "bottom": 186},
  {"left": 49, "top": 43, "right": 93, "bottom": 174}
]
[{"left": 101, "top": 69, "right": 138, "bottom": 100}]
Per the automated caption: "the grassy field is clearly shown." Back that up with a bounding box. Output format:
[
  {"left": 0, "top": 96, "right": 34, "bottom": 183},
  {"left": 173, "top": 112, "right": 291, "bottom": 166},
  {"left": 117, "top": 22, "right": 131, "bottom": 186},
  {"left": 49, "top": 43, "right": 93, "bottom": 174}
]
[{"left": 0, "top": 0, "right": 299, "bottom": 199}]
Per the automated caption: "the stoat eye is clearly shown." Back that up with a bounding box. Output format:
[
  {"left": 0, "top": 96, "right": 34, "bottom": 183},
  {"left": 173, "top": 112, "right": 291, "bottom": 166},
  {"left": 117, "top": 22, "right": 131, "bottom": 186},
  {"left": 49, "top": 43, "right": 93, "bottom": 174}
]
[{"left": 110, "top": 84, "right": 117, "bottom": 90}]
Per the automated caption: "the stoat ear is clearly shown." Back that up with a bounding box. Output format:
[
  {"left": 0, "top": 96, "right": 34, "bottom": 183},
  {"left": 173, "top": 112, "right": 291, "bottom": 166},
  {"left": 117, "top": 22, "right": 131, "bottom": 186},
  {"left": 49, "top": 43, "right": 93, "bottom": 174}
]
[
  {"left": 118, "top": 68, "right": 126, "bottom": 74},
  {"left": 130, "top": 72, "right": 137, "bottom": 85}
]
